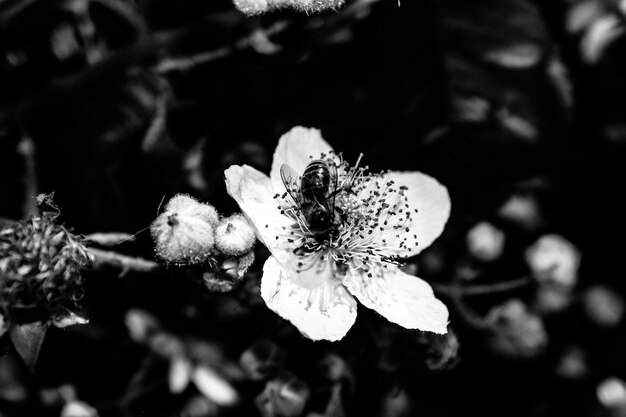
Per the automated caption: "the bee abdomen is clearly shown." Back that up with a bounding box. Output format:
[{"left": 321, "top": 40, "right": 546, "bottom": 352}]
[{"left": 301, "top": 160, "right": 331, "bottom": 199}]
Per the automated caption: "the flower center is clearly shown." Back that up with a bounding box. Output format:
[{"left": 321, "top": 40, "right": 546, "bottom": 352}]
[{"left": 273, "top": 153, "right": 419, "bottom": 275}]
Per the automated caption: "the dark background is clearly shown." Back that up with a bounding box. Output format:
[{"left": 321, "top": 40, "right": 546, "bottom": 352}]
[{"left": 1, "top": 0, "right": 626, "bottom": 416}]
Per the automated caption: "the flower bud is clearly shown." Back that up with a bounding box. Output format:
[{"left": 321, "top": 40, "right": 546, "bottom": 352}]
[
  {"left": 150, "top": 195, "right": 219, "bottom": 265},
  {"left": 498, "top": 193, "right": 542, "bottom": 230},
  {"left": 240, "top": 340, "right": 286, "bottom": 380},
  {"left": 597, "top": 378, "right": 626, "bottom": 409},
  {"left": 485, "top": 299, "right": 547, "bottom": 358},
  {"left": 556, "top": 346, "right": 588, "bottom": 380},
  {"left": 424, "top": 330, "right": 460, "bottom": 371},
  {"left": 535, "top": 283, "right": 573, "bottom": 314},
  {"left": 317, "top": 353, "right": 349, "bottom": 382},
  {"left": 165, "top": 194, "right": 219, "bottom": 229},
  {"left": 466, "top": 222, "right": 505, "bottom": 262},
  {"left": 256, "top": 371, "right": 309, "bottom": 417},
  {"left": 525, "top": 234, "right": 581, "bottom": 288},
  {"left": 215, "top": 214, "right": 256, "bottom": 256},
  {"left": 583, "top": 285, "right": 624, "bottom": 328}
]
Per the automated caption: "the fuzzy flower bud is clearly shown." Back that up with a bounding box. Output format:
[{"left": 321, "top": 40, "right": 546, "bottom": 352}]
[
  {"left": 0, "top": 217, "right": 91, "bottom": 323},
  {"left": 150, "top": 194, "right": 219, "bottom": 265},
  {"left": 597, "top": 377, "right": 626, "bottom": 409},
  {"left": 256, "top": 371, "right": 310, "bottom": 417},
  {"left": 466, "top": 221, "right": 506, "bottom": 262},
  {"left": 525, "top": 234, "right": 581, "bottom": 288},
  {"left": 583, "top": 285, "right": 624, "bottom": 328},
  {"left": 215, "top": 214, "right": 256, "bottom": 256},
  {"left": 240, "top": 340, "right": 286, "bottom": 380},
  {"left": 486, "top": 299, "right": 547, "bottom": 358}
]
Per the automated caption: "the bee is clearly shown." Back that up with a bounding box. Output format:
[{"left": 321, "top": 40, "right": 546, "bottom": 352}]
[{"left": 280, "top": 159, "right": 342, "bottom": 237}]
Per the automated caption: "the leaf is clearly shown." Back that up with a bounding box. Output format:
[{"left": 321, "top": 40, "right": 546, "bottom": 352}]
[
  {"left": 169, "top": 357, "right": 192, "bottom": 394},
  {"left": 52, "top": 311, "right": 89, "bottom": 328},
  {"left": 192, "top": 365, "right": 238, "bottom": 406},
  {"left": 9, "top": 321, "right": 49, "bottom": 368}
]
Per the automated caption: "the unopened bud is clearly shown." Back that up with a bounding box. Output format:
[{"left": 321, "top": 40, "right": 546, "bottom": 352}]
[
  {"left": 556, "top": 346, "right": 588, "bottom": 380},
  {"left": 165, "top": 194, "right": 220, "bottom": 228},
  {"left": 535, "top": 284, "right": 573, "bottom": 314},
  {"left": 256, "top": 372, "right": 309, "bottom": 417},
  {"left": 240, "top": 340, "right": 286, "bottom": 380},
  {"left": 466, "top": 222, "right": 505, "bottom": 262},
  {"left": 525, "top": 234, "right": 581, "bottom": 288},
  {"left": 215, "top": 214, "right": 256, "bottom": 256},
  {"left": 317, "top": 353, "right": 349, "bottom": 382},
  {"left": 598, "top": 378, "right": 626, "bottom": 409},
  {"left": 151, "top": 195, "right": 219, "bottom": 264},
  {"left": 486, "top": 299, "right": 547, "bottom": 358},
  {"left": 424, "top": 330, "right": 460, "bottom": 371},
  {"left": 583, "top": 285, "right": 624, "bottom": 328}
]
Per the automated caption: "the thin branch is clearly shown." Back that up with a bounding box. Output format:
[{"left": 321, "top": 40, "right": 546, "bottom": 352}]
[
  {"left": 84, "top": 232, "right": 137, "bottom": 247},
  {"left": 154, "top": 21, "right": 290, "bottom": 73},
  {"left": 88, "top": 247, "right": 161, "bottom": 274},
  {"left": 433, "top": 277, "right": 533, "bottom": 296}
]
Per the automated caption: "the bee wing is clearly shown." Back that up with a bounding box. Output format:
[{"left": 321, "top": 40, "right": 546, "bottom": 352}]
[
  {"left": 280, "top": 164, "right": 303, "bottom": 206},
  {"left": 325, "top": 161, "right": 339, "bottom": 213},
  {"left": 327, "top": 161, "right": 338, "bottom": 197}
]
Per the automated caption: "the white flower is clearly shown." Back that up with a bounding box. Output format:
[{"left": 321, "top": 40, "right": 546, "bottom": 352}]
[{"left": 224, "top": 127, "right": 451, "bottom": 341}]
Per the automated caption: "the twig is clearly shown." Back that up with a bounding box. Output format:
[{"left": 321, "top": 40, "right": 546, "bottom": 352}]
[
  {"left": 84, "top": 232, "right": 137, "bottom": 247},
  {"left": 433, "top": 277, "right": 533, "bottom": 296},
  {"left": 88, "top": 247, "right": 161, "bottom": 274},
  {"left": 154, "top": 21, "right": 289, "bottom": 73}
]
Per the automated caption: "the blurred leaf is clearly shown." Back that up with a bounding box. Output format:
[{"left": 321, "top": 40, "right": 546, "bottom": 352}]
[
  {"left": 169, "top": 357, "right": 192, "bottom": 394},
  {"left": 192, "top": 365, "right": 239, "bottom": 406},
  {"left": 483, "top": 43, "right": 542, "bottom": 69},
  {"left": 581, "top": 15, "right": 625, "bottom": 63},
  {"left": 9, "top": 321, "right": 49, "bottom": 368},
  {"left": 440, "top": 0, "right": 552, "bottom": 143}
]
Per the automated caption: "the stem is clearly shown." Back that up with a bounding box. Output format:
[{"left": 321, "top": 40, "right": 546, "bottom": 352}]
[
  {"left": 87, "top": 247, "right": 161, "bottom": 274},
  {"left": 154, "top": 21, "right": 289, "bottom": 73},
  {"left": 433, "top": 277, "right": 533, "bottom": 296}
]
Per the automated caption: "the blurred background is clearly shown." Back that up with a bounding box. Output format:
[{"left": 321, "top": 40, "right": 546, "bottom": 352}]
[{"left": 1, "top": 0, "right": 626, "bottom": 416}]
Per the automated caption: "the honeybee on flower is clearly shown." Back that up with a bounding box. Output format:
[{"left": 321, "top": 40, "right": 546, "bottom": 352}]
[{"left": 225, "top": 127, "right": 451, "bottom": 341}]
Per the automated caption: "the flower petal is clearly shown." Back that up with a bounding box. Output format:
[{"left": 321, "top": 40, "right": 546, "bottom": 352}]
[
  {"left": 375, "top": 171, "right": 451, "bottom": 257},
  {"left": 343, "top": 266, "right": 448, "bottom": 334},
  {"left": 225, "top": 165, "right": 293, "bottom": 255},
  {"left": 270, "top": 127, "right": 335, "bottom": 193},
  {"left": 261, "top": 256, "right": 357, "bottom": 341}
]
